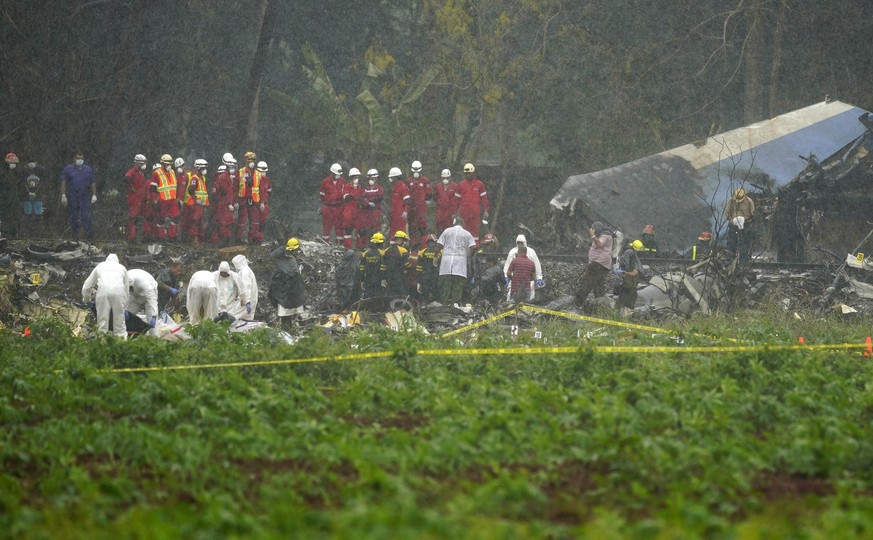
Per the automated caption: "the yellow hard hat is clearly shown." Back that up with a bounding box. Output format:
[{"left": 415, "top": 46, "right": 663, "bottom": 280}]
[
  {"left": 160, "top": 154, "right": 173, "bottom": 164},
  {"left": 631, "top": 240, "right": 644, "bottom": 251},
  {"left": 463, "top": 163, "right": 475, "bottom": 173},
  {"left": 393, "top": 230, "right": 408, "bottom": 240},
  {"left": 734, "top": 188, "right": 746, "bottom": 201},
  {"left": 371, "top": 232, "right": 385, "bottom": 244},
  {"left": 285, "top": 237, "right": 300, "bottom": 251},
  {"left": 244, "top": 151, "right": 257, "bottom": 162}
]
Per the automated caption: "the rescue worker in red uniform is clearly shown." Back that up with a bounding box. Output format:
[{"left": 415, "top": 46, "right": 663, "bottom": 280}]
[
  {"left": 245, "top": 161, "right": 270, "bottom": 244},
  {"left": 406, "top": 160, "right": 431, "bottom": 247},
  {"left": 181, "top": 158, "right": 210, "bottom": 243},
  {"left": 210, "top": 154, "right": 237, "bottom": 246},
  {"left": 359, "top": 168, "right": 383, "bottom": 248},
  {"left": 454, "top": 162, "right": 490, "bottom": 243},
  {"left": 149, "top": 154, "right": 181, "bottom": 240},
  {"left": 341, "top": 167, "right": 364, "bottom": 249},
  {"left": 143, "top": 163, "right": 162, "bottom": 239},
  {"left": 434, "top": 168, "right": 458, "bottom": 236},
  {"left": 387, "top": 166, "right": 410, "bottom": 238},
  {"left": 124, "top": 154, "right": 149, "bottom": 242},
  {"left": 234, "top": 151, "right": 257, "bottom": 243},
  {"left": 320, "top": 162, "right": 345, "bottom": 243}
]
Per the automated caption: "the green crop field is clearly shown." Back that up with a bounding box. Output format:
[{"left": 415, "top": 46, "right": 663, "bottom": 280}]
[{"left": 4, "top": 314, "right": 873, "bottom": 538}]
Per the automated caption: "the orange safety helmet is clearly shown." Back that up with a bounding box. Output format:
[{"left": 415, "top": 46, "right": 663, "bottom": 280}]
[{"left": 642, "top": 224, "right": 655, "bottom": 235}]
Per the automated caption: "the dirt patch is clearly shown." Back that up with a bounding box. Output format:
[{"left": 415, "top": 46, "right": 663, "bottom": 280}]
[
  {"left": 341, "top": 412, "right": 430, "bottom": 430},
  {"left": 753, "top": 470, "right": 833, "bottom": 500}
]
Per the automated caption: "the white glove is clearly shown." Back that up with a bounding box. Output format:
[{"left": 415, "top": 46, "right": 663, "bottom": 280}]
[
  {"left": 91, "top": 194, "right": 97, "bottom": 204},
  {"left": 61, "top": 194, "right": 68, "bottom": 206},
  {"left": 178, "top": 199, "right": 184, "bottom": 206},
  {"left": 732, "top": 216, "right": 745, "bottom": 230},
  {"left": 401, "top": 211, "right": 407, "bottom": 220},
  {"left": 227, "top": 204, "right": 234, "bottom": 211},
  {"left": 233, "top": 203, "right": 239, "bottom": 211},
  {"left": 259, "top": 203, "right": 265, "bottom": 212},
  {"left": 196, "top": 199, "right": 204, "bottom": 206},
  {"left": 381, "top": 279, "right": 387, "bottom": 288}
]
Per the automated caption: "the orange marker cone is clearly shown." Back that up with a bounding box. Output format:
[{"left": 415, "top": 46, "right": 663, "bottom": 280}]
[
  {"left": 865, "top": 337, "right": 872, "bottom": 357},
  {"left": 22, "top": 326, "right": 31, "bottom": 337},
  {"left": 798, "top": 336, "right": 805, "bottom": 345}
]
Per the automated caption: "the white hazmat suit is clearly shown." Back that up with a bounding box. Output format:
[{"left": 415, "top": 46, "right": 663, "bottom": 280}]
[
  {"left": 503, "top": 234, "right": 543, "bottom": 300},
  {"left": 231, "top": 254, "right": 258, "bottom": 319},
  {"left": 82, "top": 254, "right": 129, "bottom": 338},
  {"left": 127, "top": 269, "right": 159, "bottom": 322},
  {"left": 187, "top": 270, "right": 219, "bottom": 324},
  {"left": 214, "top": 261, "right": 249, "bottom": 320}
]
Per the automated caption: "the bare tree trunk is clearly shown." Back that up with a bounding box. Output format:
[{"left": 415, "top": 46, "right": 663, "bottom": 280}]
[
  {"left": 236, "top": 0, "right": 273, "bottom": 149},
  {"left": 768, "top": 0, "right": 788, "bottom": 117},
  {"left": 490, "top": 103, "right": 517, "bottom": 233},
  {"left": 743, "top": 0, "right": 767, "bottom": 124}
]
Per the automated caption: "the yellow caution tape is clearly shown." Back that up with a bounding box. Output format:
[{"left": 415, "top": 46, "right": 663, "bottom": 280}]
[
  {"left": 440, "top": 307, "right": 518, "bottom": 337},
  {"left": 79, "top": 342, "right": 868, "bottom": 374}
]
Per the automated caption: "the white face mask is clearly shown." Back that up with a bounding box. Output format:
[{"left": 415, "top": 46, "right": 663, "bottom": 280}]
[
  {"left": 333, "top": 174, "right": 341, "bottom": 180},
  {"left": 75, "top": 160, "right": 84, "bottom": 167},
  {"left": 229, "top": 166, "right": 237, "bottom": 173},
  {"left": 8, "top": 163, "right": 16, "bottom": 170},
  {"left": 442, "top": 178, "right": 449, "bottom": 185},
  {"left": 176, "top": 167, "right": 184, "bottom": 174},
  {"left": 200, "top": 168, "right": 208, "bottom": 175},
  {"left": 368, "top": 179, "right": 375, "bottom": 186},
  {"left": 139, "top": 163, "right": 147, "bottom": 170},
  {"left": 352, "top": 179, "right": 359, "bottom": 187},
  {"left": 413, "top": 172, "right": 420, "bottom": 179},
  {"left": 248, "top": 162, "right": 255, "bottom": 169}
]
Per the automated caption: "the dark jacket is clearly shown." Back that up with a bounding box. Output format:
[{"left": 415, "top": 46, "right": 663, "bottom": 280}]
[{"left": 269, "top": 247, "right": 304, "bottom": 309}]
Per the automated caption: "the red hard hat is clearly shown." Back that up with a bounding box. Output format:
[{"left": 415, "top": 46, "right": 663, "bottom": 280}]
[
  {"left": 5, "top": 152, "right": 18, "bottom": 164},
  {"left": 699, "top": 231, "right": 712, "bottom": 241},
  {"left": 642, "top": 224, "right": 655, "bottom": 234}
]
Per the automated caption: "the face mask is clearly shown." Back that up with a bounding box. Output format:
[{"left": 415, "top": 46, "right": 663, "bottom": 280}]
[
  {"left": 75, "top": 160, "right": 84, "bottom": 167},
  {"left": 413, "top": 172, "right": 420, "bottom": 179},
  {"left": 248, "top": 162, "right": 255, "bottom": 169},
  {"left": 176, "top": 167, "right": 184, "bottom": 174},
  {"left": 200, "top": 168, "right": 208, "bottom": 175},
  {"left": 139, "top": 164, "right": 147, "bottom": 170},
  {"left": 334, "top": 174, "right": 341, "bottom": 180},
  {"left": 352, "top": 179, "right": 359, "bottom": 187},
  {"left": 28, "top": 163, "right": 35, "bottom": 169},
  {"left": 442, "top": 179, "right": 449, "bottom": 185},
  {"left": 165, "top": 164, "right": 173, "bottom": 171},
  {"left": 229, "top": 166, "right": 237, "bottom": 173},
  {"left": 8, "top": 163, "right": 16, "bottom": 170},
  {"left": 368, "top": 179, "right": 375, "bottom": 186}
]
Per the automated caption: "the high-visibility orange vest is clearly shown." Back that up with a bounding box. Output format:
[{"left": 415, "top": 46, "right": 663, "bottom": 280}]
[
  {"left": 155, "top": 168, "right": 177, "bottom": 201},
  {"left": 239, "top": 169, "right": 263, "bottom": 202},
  {"left": 184, "top": 172, "right": 209, "bottom": 206}
]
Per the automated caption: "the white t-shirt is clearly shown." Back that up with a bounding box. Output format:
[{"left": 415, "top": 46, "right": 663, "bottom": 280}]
[{"left": 438, "top": 225, "right": 476, "bottom": 277}]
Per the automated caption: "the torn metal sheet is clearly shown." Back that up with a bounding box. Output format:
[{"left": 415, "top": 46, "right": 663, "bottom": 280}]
[
  {"left": 19, "top": 298, "right": 89, "bottom": 335},
  {"left": 550, "top": 100, "right": 870, "bottom": 251},
  {"left": 847, "top": 279, "right": 873, "bottom": 300}
]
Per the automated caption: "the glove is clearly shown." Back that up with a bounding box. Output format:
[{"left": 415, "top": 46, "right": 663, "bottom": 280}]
[
  {"left": 178, "top": 199, "right": 184, "bottom": 206},
  {"left": 246, "top": 302, "right": 251, "bottom": 314},
  {"left": 483, "top": 211, "right": 489, "bottom": 219},
  {"left": 227, "top": 204, "right": 234, "bottom": 212},
  {"left": 149, "top": 316, "right": 157, "bottom": 328},
  {"left": 401, "top": 211, "right": 407, "bottom": 220},
  {"left": 259, "top": 203, "right": 265, "bottom": 212},
  {"left": 196, "top": 199, "right": 204, "bottom": 206},
  {"left": 381, "top": 279, "right": 387, "bottom": 288},
  {"left": 61, "top": 194, "right": 68, "bottom": 206},
  {"left": 614, "top": 268, "right": 625, "bottom": 275},
  {"left": 91, "top": 194, "right": 97, "bottom": 204},
  {"left": 233, "top": 203, "right": 239, "bottom": 211},
  {"left": 168, "top": 287, "right": 179, "bottom": 297},
  {"left": 505, "top": 276, "right": 510, "bottom": 286},
  {"left": 368, "top": 201, "right": 375, "bottom": 208},
  {"left": 87, "top": 301, "right": 95, "bottom": 310},
  {"left": 535, "top": 279, "right": 544, "bottom": 288}
]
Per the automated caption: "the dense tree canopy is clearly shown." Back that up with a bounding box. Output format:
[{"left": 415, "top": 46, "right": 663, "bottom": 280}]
[{"left": 2, "top": 0, "right": 871, "bottom": 234}]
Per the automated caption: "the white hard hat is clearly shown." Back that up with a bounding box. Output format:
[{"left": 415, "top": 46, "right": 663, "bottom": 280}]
[
  {"left": 174, "top": 157, "right": 185, "bottom": 168},
  {"left": 222, "top": 152, "right": 236, "bottom": 166},
  {"left": 388, "top": 167, "right": 402, "bottom": 178},
  {"left": 441, "top": 169, "right": 451, "bottom": 178},
  {"left": 330, "top": 163, "right": 343, "bottom": 175},
  {"left": 348, "top": 167, "right": 361, "bottom": 177},
  {"left": 217, "top": 165, "right": 227, "bottom": 173},
  {"left": 134, "top": 154, "right": 147, "bottom": 163},
  {"left": 194, "top": 158, "right": 208, "bottom": 168},
  {"left": 411, "top": 160, "right": 422, "bottom": 171},
  {"left": 256, "top": 161, "right": 268, "bottom": 172},
  {"left": 367, "top": 168, "right": 379, "bottom": 177}
]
